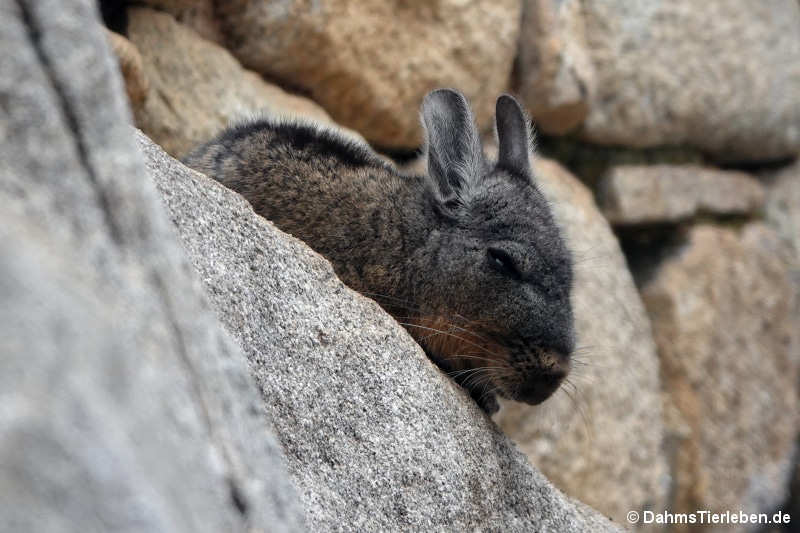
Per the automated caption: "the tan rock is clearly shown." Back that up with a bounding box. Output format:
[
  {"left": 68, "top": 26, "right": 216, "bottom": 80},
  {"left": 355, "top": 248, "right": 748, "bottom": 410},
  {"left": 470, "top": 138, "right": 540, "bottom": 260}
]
[
  {"left": 126, "top": 7, "right": 335, "bottom": 158},
  {"left": 215, "top": 0, "right": 522, "bottom": 149},
  {"left": 763, "top": 161, "right": 800, "bottom": 506},
  {"left": 598, "top": 164, "right": 766, "bottom": 225},
  {"left": 764, "top": 159, "right": 800, "bottom": 269},
  {"left": 105, "top": 28, "right": 148, "bottom": 107},
  {"left": 495, "top": 158, "right": 669, "bottom": 526},
  {"left": 784, "top": 462, "right": 800, "bottom": 532},
  {"left": 515, "top": 0, "right": 594, "bottom": 134},
  {"left": 138, "top": 0, "right": 223, "bottom": 44},
  {"left": 549, "top": 0, "right": 800, "bottom": 161},
  {"left": 641, "top": 224, "right": 799, "bottom": 530}
]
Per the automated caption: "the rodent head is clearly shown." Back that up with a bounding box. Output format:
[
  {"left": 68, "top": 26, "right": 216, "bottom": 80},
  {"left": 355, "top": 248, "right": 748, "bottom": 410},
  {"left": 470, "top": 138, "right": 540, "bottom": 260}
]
[{"left": 404, "top": 89, "right": 574, "bottom": 408}]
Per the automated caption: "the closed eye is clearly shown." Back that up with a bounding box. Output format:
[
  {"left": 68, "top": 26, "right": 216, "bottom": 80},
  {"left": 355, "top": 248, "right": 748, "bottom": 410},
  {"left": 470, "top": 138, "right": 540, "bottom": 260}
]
[{"left": 487, "top": 248, "right": 522, "bottom": 280}]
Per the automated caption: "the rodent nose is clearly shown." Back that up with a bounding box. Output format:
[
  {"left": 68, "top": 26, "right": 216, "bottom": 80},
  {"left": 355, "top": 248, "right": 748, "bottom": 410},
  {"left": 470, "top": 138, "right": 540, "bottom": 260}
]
[
  {"left": 520, "top": 335, "right": 574, "bottom": 360},
  {"left": 516, "top": 368, "right": 567, "bottom": 405}
]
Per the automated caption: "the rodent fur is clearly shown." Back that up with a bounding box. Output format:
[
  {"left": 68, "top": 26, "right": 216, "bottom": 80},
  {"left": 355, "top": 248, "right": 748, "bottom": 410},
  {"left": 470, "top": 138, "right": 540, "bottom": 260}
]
[{"left": 183, "top": 89, "right": 575, "bottom": 414}]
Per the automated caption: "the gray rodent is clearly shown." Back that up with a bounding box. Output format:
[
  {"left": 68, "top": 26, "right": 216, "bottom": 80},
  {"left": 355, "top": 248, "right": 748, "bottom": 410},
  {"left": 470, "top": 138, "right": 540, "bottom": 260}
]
[{"left": 183, "top": 89, "right": 575, "bottom": 415}]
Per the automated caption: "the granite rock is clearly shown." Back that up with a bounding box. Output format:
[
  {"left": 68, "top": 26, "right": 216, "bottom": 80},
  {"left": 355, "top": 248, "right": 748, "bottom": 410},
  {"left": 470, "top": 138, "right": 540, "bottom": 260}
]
[
  {"left": 139, "top": 132, "right": 621, "bottom": 532},
  {"left": 542, "top": 0, "right": 800, "bottom": 160},
  {"left": 515, "top": 0, "right": 594, "bottom": 134},
  {"left": 587, "top": 0, "right": 800, "bottom": 159},
  {"left": 215, "top": 0, "right": 522, "bottom": 149},
  {"left": 127, "top": 7, "right": 334, "bottom": 158},
  {"left": 0, "top": 1, "right": 305, "bottom": 531},
  {"left": 763, "top": 159, "right": 800, "bottom": 270},
  {"left": 598, "top": 164, "right": 766, "bottom": 225},
  {"left": 641, "top": 224, "right": 799, "bottom": 530}
]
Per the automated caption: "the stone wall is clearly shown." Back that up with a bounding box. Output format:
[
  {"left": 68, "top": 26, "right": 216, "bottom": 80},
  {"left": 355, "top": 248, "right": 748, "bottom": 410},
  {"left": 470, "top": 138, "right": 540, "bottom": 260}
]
[{"left": 3, "top": 0, "right": 799, "bottom": 531}]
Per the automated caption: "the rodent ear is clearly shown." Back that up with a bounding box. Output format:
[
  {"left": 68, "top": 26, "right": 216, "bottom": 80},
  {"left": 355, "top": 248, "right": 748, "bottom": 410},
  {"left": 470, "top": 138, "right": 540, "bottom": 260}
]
[
  {"left": 495, "top": 94, "right": 533, "bottom": 179},
  {"left": 421, "top": 88, "right": 484, "bottom": 199}
]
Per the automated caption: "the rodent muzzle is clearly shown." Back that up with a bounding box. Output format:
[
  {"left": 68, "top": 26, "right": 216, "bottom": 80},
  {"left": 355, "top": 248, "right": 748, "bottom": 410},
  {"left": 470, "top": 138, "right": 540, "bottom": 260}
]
[
  {"left": 400, "top": 315, "right": 571, "bottom": 407},
  {"left": 513, "top": 365, "right": 568, "bottom": 405},
  {"left": 503, "top": 346, "right": 571, "bottom": 405}
]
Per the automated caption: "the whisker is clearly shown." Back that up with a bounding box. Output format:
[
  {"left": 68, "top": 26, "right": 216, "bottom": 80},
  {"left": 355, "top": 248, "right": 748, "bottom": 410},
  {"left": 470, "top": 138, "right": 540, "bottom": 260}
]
[
  {"left": 572, "top": 253, "right": 613, "bottom": 267},
  {"left": 572, "top": 344, "right": 597, "bottom": 353},
  {"left": 561, "top": 378, "right": 594, "bottom": 444},
  {"left": 360, "top": 291, "right": 421, "bottom": 309},
  {"left": 390, "top": 314, "right": 496, "bottom": 345},
  {"left": 463, "top": 368, "right": 499, "bottom": 390},
  {"left": 441, "top": 354, "right": 502, "bottom": 364},
  {"left": 355, "top": 293, "right": 496, "bottom": 344},
  {"left": 564, "top": 366, "right": 597, "bottom": 386},
  {"left": 395, "top": 322, "right": 500, "bottom": 357},
  {"left": 448, "top": 366, "right": 504, "bottom": 379},
  {"left": 460, "top": 366, "right": 490, "bottom": 384}
]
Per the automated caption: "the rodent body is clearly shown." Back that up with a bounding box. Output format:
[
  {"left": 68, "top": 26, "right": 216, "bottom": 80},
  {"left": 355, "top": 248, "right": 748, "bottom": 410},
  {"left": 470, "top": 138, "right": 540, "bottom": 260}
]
[{"left": 183, "top": 90, "right": 575, "bottom": 414}]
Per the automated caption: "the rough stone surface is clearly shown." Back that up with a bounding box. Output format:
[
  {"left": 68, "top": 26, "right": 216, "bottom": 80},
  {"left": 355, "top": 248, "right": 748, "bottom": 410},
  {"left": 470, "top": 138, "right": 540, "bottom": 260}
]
[
  {"left": 495, "top": 158, "right": 669, "bottom": 526},
  {"left": 127, "top": 7, "right": 334, "bottom": 158},
  {"left": 105, "top": 28, "right": 148, "bottom": 106},
  {"left": 577, "top": 0, "right": 800, "bottom": 161},
  {"left": 515, "top": 0, "right": 594, "bottom": 135},
  {"left": 598, "top": 164, "right": 766, "bottom": 225},
  {"left": 641, "top": 224, "right": 799, "bottom": 528},
  {"left": 783, "top": 460, "right": 800, "bottom": 532},
  {"left": 216, "top": 0, "right": 522, "bottom": 149},
  {"left": 764, "top": 159, "right": 800, "bottom": 271},
  {"left": 139, "top": 0, "right": 224, "bottom": 44},
  {"left": 0, "top": 1, "right": 304, "bottom": 531},
  {"left": 139, "top": 132, "right": 621, "bottom": 532},
  {"left": 753, "top": 163, "right": 800, "bottom": 531},
  {"left": 537, "top": 137, "right": 705, "bottom": 188}
]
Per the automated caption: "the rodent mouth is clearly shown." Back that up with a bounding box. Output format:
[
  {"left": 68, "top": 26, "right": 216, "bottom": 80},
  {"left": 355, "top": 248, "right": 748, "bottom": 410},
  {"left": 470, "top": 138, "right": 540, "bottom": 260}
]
[{"left": 400, "top": 315, "right": 569, "bottom": 406}]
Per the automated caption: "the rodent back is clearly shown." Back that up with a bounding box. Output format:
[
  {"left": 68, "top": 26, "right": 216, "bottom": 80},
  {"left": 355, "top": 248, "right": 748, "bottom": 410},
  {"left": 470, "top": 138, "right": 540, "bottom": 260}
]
[
  {"left": 183, "top": 93, "right": 576, "bottom": 412},
  {"left": 182, "top": 119, "right": 436, "bottom": 298}
]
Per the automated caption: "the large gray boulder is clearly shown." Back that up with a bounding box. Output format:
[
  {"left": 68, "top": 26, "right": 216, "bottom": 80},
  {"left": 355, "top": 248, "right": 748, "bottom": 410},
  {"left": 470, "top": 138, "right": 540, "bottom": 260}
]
[
  {"left": 641, "top": 224, "right": 799, "bottom": 528},
  {"left": 598, "top": 164, "right": 766, "bottom": 226},
  {"left": 764, "top": 159, "right": 800, "bottom": 272},
  {"left": 138, "top": 132, "right": 621, "bottom": 531},
  {"left": 0, "top": 1, "right": 304, "bottom": 531},
  {"left": 517, "top": 0, "right": 800, "bottom": 161},
  {"left": 580, "top": 0, "right": 800, "bottom": 160}
]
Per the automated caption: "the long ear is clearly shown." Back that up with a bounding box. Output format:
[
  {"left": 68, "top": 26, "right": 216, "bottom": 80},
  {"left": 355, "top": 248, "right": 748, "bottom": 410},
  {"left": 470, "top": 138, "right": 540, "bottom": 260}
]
[
  {"left": 495, "top": 94, "right": 532, "bottom": 177},
  {"left": 421, "top": 89, "right": 484, "bottom": 199}
]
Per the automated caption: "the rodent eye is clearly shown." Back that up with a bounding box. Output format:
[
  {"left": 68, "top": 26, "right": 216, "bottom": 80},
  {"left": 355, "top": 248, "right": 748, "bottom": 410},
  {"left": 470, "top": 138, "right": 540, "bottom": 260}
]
[{"left": 487, "top": 248, "right": 522, "bottom": 280}]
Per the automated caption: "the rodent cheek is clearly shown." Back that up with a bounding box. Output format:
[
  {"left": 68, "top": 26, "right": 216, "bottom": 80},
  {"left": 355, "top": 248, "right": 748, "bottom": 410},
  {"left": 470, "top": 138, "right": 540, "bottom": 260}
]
[{"left": 405, "top": 315, "right": 509, "bottom": 370}]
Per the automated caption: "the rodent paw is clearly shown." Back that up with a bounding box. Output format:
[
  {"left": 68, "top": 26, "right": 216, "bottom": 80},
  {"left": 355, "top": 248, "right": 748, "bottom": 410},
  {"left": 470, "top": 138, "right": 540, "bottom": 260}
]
[{"left": 473, "top": 391, "right": 499, "bottom": 416}]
